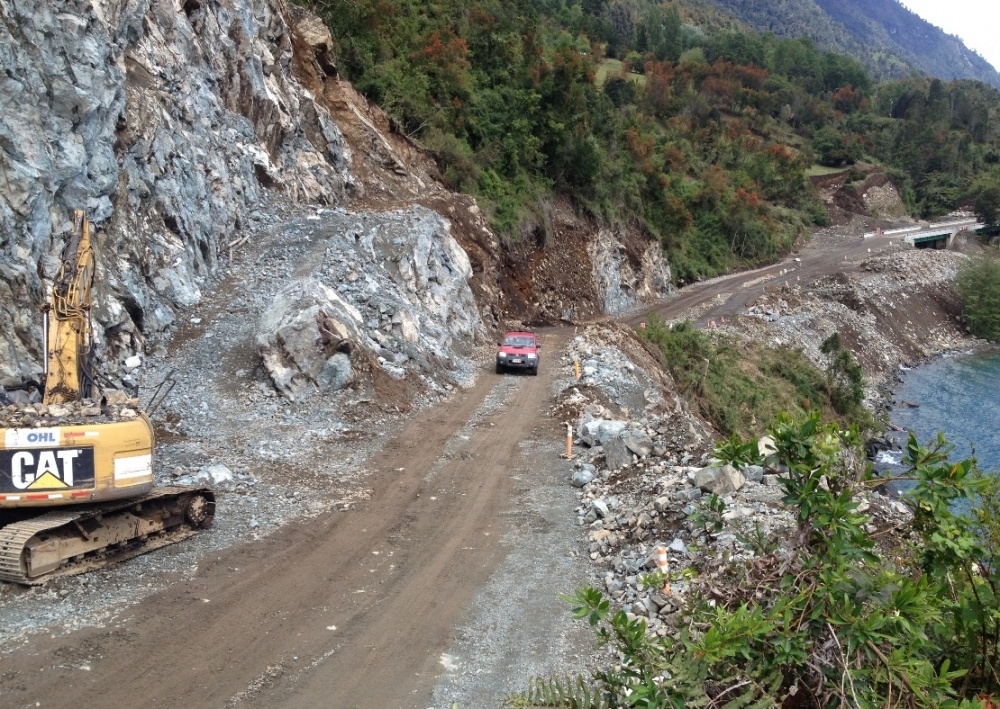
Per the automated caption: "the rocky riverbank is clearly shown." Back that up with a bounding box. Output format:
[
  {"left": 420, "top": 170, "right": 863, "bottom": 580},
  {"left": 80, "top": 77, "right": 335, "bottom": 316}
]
[{"left": 547, "top": 237, "right": 985, "bottom": 640}]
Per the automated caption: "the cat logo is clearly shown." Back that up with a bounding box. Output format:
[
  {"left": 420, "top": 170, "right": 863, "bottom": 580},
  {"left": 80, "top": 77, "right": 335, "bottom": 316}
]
[{"left": 0, "top": 447, "right": 96, "bottom": 492}]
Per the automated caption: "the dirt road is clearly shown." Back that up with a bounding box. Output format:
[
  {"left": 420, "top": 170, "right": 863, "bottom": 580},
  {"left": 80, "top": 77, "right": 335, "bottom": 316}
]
[
  {"left": 0, "top": 222, "right": 903, "bottom": 709},
  {"left": 1, "top": 332, "right": 589, "bottom": 709},
  {"left": 637, "top": 229, "right": 899, "bottom": 325}
]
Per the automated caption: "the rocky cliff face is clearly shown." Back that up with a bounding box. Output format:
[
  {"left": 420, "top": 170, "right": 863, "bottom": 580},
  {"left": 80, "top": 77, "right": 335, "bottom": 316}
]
[
  {"left": 0, "top": 0, "right": 354, "bottom": 380},
  {"left": 0, "top": 0, "right": 672, "bottom": 394}
]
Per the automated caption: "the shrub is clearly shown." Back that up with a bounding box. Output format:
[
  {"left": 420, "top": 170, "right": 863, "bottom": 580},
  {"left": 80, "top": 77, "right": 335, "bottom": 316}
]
[
  {"left": 511, "top": 417, "right": 1000, "bottom": 708},
  {"left": 957, "top": 256, "right": 1000, "bottom": 342}
]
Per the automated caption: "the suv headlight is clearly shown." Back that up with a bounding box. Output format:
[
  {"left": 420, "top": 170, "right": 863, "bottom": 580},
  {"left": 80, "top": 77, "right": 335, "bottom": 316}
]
[
  {"left": 498, "top": 352, "right": 507, "bottom": 358},
  {"left": 527, "top": 353, "right": 537, "bottom": 359}
]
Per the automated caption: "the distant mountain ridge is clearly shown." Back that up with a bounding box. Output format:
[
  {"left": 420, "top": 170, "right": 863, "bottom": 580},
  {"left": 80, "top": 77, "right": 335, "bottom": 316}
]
[{"left": 699, "top": 0, "right": 1000, "bottom": 89}]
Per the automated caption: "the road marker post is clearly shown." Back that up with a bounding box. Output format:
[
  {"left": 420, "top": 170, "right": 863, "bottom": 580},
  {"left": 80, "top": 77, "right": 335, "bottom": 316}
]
[
  {"left": 654, "top": 545, "right": 671, "bottom": 593},
  {"left": 562, "top": 423, "right": 574, "bottom": 459}
]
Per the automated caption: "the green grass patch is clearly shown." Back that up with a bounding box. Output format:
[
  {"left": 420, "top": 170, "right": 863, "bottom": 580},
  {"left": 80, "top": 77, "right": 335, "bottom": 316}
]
[
  {"left": 640, "top": 317, "right": 871, "bottom": 437},
  {"left": 805, "top": 163, "right": 851, "bottom": 177},
  {"left": 594, "top": 59, "right": 646, "bottom": 87}
]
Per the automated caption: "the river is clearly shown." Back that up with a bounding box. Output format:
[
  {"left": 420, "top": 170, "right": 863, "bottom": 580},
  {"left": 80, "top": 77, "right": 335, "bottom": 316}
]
[{"left": 881, "top": 350, "right": 1000, "bottom": 484}]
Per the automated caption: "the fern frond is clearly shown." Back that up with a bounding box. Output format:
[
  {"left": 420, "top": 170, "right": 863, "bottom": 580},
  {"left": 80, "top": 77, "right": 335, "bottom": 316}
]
[{"left": 502, "top": 675, "right": 610, "bottom": 708}]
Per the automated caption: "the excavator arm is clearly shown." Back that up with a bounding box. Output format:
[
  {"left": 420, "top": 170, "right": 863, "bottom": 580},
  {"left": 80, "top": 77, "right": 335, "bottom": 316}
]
[{"left": 43, "top": 210, "right": 96, "bottom": 404}]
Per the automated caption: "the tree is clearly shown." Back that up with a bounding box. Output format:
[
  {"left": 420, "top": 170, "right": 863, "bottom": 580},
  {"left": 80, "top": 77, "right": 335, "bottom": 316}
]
[
  {"left": 602, "top": 75, "right": 636, "bottom": 108},
  {"left": 638, "top": 4, "right": 682, "bottom": 62},
  {"left": 812, "top": 125, "right": 857, "bottom": 167},
  {"left": 973, "top": 184, "right": 1000, "bottom": 228},
  {"left": 725, "top": 188, "right": 774, "bottom": 261},
  {"left": 706, "top": 31, "right": 766, "bottom": 67},
  {"left": 820, "top": 332, "right": 864, "bottom": 414},
  {"left": 957, "top": 256, "right": 1000, "bottom": 341}
]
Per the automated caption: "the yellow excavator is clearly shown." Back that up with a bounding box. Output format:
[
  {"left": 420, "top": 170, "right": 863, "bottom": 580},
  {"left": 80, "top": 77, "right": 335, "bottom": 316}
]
[{"left": 0, "top": 211, "right": 214, "bottom": 584}]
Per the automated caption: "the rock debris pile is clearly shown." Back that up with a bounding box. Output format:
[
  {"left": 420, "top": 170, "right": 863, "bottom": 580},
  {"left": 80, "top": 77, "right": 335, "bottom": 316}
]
[
  {"left": 0, "top": 392, "right": 142, "bottom": 428},
  {"left": 556, "top": 325, "right": 915, "bottom": 636},
  {"left": 257, "top": 205, "right": 484, "bottom": 400}
]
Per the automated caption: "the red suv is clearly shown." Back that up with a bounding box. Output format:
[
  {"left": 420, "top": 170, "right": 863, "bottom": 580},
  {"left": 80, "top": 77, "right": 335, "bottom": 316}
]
[{"left": 496, "top": 331, "right": 540, "bottom": 375}]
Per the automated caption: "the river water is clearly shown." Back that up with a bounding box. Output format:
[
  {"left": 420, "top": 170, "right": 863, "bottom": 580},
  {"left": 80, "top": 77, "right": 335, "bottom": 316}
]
[{"left": 882, "top": 350, "right": 1000, "bottom": 480}]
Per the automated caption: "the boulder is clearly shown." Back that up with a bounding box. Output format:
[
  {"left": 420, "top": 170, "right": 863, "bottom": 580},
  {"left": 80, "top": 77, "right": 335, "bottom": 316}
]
[
  {"left": 604, "top": 435, "right": 633, "bottom": 471},
  {"left": 692, "top": 464, "right": 746, "bottom": 495},
  {"left": 578, "top": 419, "right": 627, "bottom": 447},
  {"left": 571, "top": 465, "right": 597, "bottom": 488},
  {"left": 258, "top": 278, "right": 367, "bottom": 400},
  {"left": 621, "top": 429, "right": 654, "bottom": 457},
  {"left": 741, "top": 464, "right": 765, "bottom": 483}
]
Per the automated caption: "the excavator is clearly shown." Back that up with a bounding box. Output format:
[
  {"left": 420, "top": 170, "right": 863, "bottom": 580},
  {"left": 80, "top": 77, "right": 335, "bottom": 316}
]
[{"left": 0, "top": 211, "right": 215, "bottom": 584}]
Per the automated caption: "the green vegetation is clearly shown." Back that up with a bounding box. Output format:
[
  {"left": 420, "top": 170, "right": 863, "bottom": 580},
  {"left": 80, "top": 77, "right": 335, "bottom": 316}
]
[
  {"left": 819, "top": 332, "right": 865, "bottom": 417},
  {"left": 300, "top": 0, "right": 1000, "bottom": 284},
  {"left": 507, "top": 417, "right": 1000, "bottom": 707},
  {"left": 639, "top": 317, "right": 869, "bottom": 437},
  {"left": 957, "top": 255, "right": 1000, "bottom": 342},
  {"left": 706, "top": 0, "right": 1000, "bottom": 89}
]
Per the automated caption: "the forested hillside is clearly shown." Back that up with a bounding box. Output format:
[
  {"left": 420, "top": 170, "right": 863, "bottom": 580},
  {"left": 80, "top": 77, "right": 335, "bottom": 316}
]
[
  {"left": 302, "top": 0, "right": 1000, "bottom": 284},
  {"left": 707, "top": 0, "right": 1000, "bottom": 88}
]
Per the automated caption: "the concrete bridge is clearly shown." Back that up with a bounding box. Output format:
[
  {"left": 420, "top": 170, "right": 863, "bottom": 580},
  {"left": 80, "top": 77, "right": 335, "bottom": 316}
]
[{"left": 864, "top": 218, "right": 984, "bottom": 249}]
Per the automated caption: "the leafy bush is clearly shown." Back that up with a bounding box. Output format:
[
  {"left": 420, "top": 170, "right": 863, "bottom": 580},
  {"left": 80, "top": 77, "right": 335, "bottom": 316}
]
[
  {"left": 957, "top": 256, "right": 1000, "bottom": 342},
  {"left": 712, "top": 431, "right": 764, "bottom": 467},
  {"left": 511, "top": 417, "right": 1000, "bottom": 708}
]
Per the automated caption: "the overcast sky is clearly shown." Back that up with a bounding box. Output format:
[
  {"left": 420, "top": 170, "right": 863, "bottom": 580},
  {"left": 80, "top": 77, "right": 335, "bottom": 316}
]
[{"left": 901, "top": 0, "right": 1000, "bottom": 73}]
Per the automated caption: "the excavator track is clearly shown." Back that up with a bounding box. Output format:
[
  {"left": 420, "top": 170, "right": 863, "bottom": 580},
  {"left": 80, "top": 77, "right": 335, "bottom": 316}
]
[{"left": 0, "top": 485, "right": 215, "bottom": 585}]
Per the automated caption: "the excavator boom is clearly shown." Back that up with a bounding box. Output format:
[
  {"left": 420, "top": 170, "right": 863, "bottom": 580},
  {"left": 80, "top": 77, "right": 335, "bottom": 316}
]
[{"left": 44, "top": 210, "right": 96, "bottom": 404}]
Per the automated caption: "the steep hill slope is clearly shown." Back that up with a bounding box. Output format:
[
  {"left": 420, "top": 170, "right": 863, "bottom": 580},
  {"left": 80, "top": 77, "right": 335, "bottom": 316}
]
[
  {"left": 702, "top": 0, "right": 1000, "bottom": 88},
  {"left": 0, "top": 0, "right": 670, "bottom": 395}
]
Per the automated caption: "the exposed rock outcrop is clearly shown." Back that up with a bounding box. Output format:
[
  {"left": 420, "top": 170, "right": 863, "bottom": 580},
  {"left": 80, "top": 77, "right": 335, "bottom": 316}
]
[
  {"left": 0, "top": 0, "right": 354, "bottom": 381},
  {"left": 257, "top": 205, "right": 484, "bottom": 399},
  {"left": 591, "top": 229, "right": 673, "bottom": 316}
]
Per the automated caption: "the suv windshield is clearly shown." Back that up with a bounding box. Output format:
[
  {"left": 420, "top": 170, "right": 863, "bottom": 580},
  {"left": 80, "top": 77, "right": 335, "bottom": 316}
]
[{"left": 503, "top": 336, "right": 534, "bottom": 347}]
